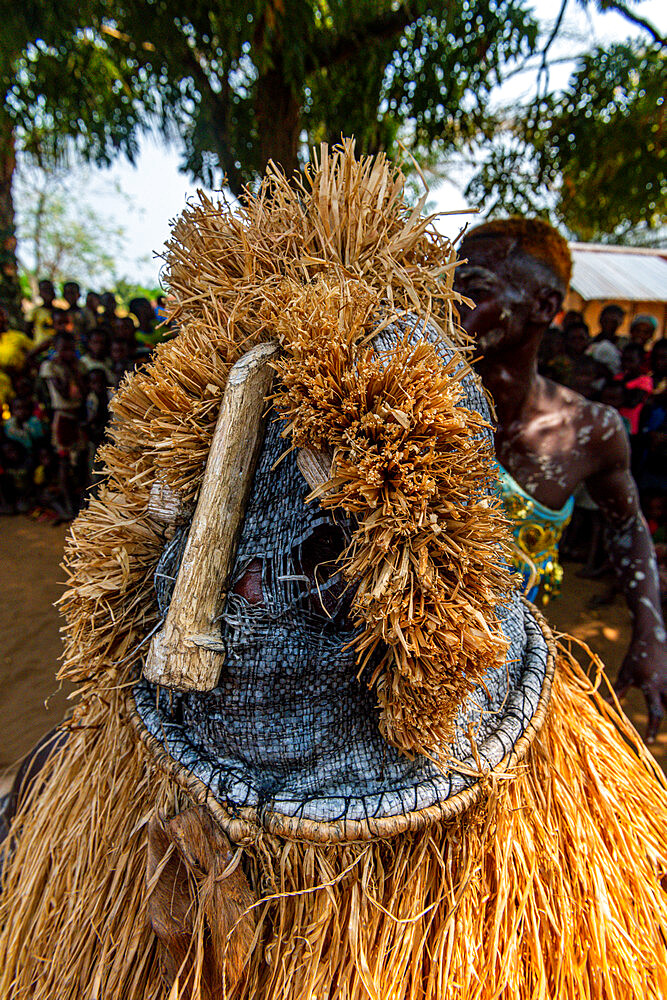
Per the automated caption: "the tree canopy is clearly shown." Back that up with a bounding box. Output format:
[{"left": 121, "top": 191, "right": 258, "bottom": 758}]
[
  {"left": 3, "top": 0, "right": 666, "bottom": 319},
  {"left": 93, "top": 0, "right": 540, "bottom": 194},
  {"left": 465, "top": 39, "right": 666, "bottom": 242},
  {"left": 14, "top": 162, "right": 138, "bottom": 295},
  {"left": 0, "top": 6, "right": 155, "bottom": 318}
]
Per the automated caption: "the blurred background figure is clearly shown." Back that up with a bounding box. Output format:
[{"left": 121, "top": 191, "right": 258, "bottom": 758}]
[{"left": 586, "top": 304, "right": 624, "bottom": 378}]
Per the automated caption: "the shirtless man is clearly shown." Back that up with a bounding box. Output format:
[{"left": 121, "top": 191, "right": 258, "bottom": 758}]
[{"left": 454, "top": 218, "right": 667, "bottom": 741}]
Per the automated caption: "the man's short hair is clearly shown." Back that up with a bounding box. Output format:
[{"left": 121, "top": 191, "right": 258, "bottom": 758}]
[
  {"left": 600, "top": 304, "right": 624, "bottom": 320},
  {"left": 464, "top": 217, "right": 572, "bottom": 291},
  {"left": 566, "top": 320, "right": 590, "bottom": 337}
]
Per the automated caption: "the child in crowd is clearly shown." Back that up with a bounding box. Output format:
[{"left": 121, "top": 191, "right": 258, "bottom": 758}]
[
  {"left": 83, "top": 292, "right": 101, "bottom": 332},
  {"left": 537, "top": 327, "right": 565, "bottom": 379},
  {"left": 0, "top": 306, "right": 36, "bottom": 375},
  {"left": 568, "top": 354, "right": 601, "bottom": 400},
  {"left": 81, "top": 328, "right": 113, "bottom": 381},
  {"left": 615, "top": 343, "right": 653, "bottom": 436},
  {"left": 113, "top": 315, "right": 139, "bottom": 358},
  {"left": 38, "top": 332, "right": 85, "bottom": 519},
  {"left": 629, "top": 314, "right": 658, "bottom": 360},
  {"left": 560, "top": 320, "right": 593, "bottom": 388},
  {"left": 100, "top": 292, "right": 119, "bottom": 326},
  {"left": 84, "top": 367, "right": 110, "bottom": 483},
  {"left": 155, "top": 294, "right": 168, "bottom": 323},
  {"left": 599, "top": 381, "right": 631, "bottom": 432},
  {"left": 52, "top": 308, "right": 75, "bottom": 342},
  {"left": 62, "top": 282, "right": 89, "bottom": 345},
  {"left": 130, "top": 296, "right": 163, "bottom": 351},
  {"left": 27, "top": 280, "right": 56, "bottom": 346},
  {"left": 586, "top": 303, "right": 624, "bottom": 378},
  {"left": 31, "top": 444, "right": 68, "bottom": 521},
  {"left": 0, "top": 437, "right": 33, "bottom": 514},
  {"left": 0, "top": 282, "right": 171, "bottom": 520},
  {"left": 4, "top": 396, "right": 44, "bottom": 452},
  {"left": 109, "top": 337, "right": 135, "bottom": 390}
]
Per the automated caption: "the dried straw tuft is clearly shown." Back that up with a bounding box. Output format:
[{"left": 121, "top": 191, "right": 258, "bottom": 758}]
[
  {"left": 1, "top": 645, "right": 665, "bottom": 998},
  {"left": 266, "top": 276, "right": 511, "bottom": 751},
  {"left": 55, "top": 138, "right": 511, "bottom": 755}
]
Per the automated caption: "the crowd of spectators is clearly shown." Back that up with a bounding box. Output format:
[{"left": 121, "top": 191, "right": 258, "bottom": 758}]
[
  {"left": 2, "top": 278, "right": 666, "bottom": 577},
  {"left": 539, "top": 305, "right": 667, "bottom": 591},
  {"left": 0, "top": 280, "right": 171, "bottom": 521}
]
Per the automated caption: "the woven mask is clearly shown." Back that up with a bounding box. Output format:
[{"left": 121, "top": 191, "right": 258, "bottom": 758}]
[{"left": 133, "top": 318, "right": 554, "bottom": 842}]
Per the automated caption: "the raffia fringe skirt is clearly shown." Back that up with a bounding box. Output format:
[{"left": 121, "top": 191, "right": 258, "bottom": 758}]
[{"left": 0, "top": 642, "right": 665, "bottom": 1000}]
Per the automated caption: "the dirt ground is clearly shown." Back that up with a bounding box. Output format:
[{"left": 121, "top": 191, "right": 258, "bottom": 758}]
[
  {"left": 0, "top": 518, "right": 72, "bottom": 773},
  {"left": 0, "top": 516, "right": 665, "bottom": 779}
]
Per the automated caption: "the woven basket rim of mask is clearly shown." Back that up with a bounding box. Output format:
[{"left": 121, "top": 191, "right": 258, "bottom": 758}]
[{"left": 129, "top": 598, "right": 556, "bottom": 845}]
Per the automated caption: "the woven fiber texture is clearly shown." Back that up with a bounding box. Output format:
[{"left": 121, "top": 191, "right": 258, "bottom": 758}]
[{"left": 133, "top": 321, "right": 553, "bottom": 839}]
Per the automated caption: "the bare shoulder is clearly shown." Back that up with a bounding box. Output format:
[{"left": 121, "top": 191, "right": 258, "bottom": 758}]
[
  {"left": 540, "top": 376, "right": 629, "bottom": 469},
  {"left": 572, "top": 397, "right": 630, "bottom": 472},
  {"left": 541, "top": 377, "right": 620, "bottom": 430}
]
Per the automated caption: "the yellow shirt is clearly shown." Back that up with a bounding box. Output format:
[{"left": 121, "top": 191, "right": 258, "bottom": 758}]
[
  {"left": 0, "top": 330, "right": 33, "bottom": 370},
  {"left": 29, "top": 305, "right": 54, "bottom": 346},
  {"left": 0, "top": 370, "right": 13, "bottom": 411}
]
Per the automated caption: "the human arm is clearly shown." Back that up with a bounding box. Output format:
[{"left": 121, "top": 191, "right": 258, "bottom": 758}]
[
  {"left": 25, "top": 336, "right": 54, "bottom": 364},
  {"left": 585, "top": 407, "right": 667, "bottom": 741}
]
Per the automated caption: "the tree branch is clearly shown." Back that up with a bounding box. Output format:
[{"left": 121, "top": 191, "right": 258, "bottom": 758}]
[
  {"left": 600, "top": 1, "right": 665, "bottom": 47},
  {"left": 306, "top": 3, "right": 416, "bottom": 74},
  {"left": 172, "top": 44, "right": 246, "bottom": 195},
  {"left": 537, "top": 0, "right": 569, "bottom": 95}
]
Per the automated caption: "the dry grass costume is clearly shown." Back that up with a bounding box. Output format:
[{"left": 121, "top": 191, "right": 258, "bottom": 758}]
[{"left": 1, "top": 142, "right": 666, "bottom": 999}]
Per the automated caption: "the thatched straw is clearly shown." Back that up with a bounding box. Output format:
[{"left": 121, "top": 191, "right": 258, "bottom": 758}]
[
  {"left": 60, "top": 139, "right": 512, "bottom": 756},
  {"left": 266, "top": 275, "right": 511, "bottom": 751},
  {"left": 1, "top": 644, "right": 665, "bottom": 998}
]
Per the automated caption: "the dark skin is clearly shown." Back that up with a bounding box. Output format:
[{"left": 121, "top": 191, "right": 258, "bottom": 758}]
[
  {"left": 38, "top": 281, "right": 55, "bottom": 309},
  {"left": 49, "top": 336, "right": 84, "bottom": 402},
  {"left": 454, "top": 234, "right": 667, "bottom": 741},
  {"left": 652, "top": 341, "right": 667, "bottom": 383},
  {"left": 86, "top": 331, "right": 108, "bottom": 361},
  {"left": 564, "top": 323, "right": 590, "bottom": 358},
  {"left": 630, "top": 321, "right": 655, "bottom": 350},
  {"left": 26, "top": 282, "right": 56, "bottom": 340},
  {"left": 619, "top": 345, "right": 650, "bottom": 410},
  {"left": 596, "top": 306, "right": 624, "bottom": 342},
  {"left": 63, "top": 283, "right": 80, "bottom": 308}
]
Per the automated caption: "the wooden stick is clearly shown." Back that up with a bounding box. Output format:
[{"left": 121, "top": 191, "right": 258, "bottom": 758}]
[{"left": 143, "top": 340, "right": 279, "bottom": 690}]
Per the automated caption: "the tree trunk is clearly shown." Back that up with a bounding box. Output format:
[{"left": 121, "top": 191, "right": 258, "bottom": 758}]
[
  {"left": 0, "top": 114, "right": 23, "bottom": 328},
  {"left": 255, "top": 65, "right": 301, "bottom": 180}
]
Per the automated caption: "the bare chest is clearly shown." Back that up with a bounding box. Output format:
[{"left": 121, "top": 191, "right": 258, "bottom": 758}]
[{"left": 494, "top": 407, "right": 607, "bottom": 510}]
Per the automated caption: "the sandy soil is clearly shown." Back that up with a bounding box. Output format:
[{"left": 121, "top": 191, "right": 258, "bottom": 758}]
[
  {"left": 0, "top": 518, "right": 72, "bottom": 773},
  {"left": 0, "top": 517, "right": 664, "bottom": 780}
]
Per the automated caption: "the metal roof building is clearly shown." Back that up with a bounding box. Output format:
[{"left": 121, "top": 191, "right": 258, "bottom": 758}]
[{"left": 565, "top": 243, "right": 667, "bottom": 337}]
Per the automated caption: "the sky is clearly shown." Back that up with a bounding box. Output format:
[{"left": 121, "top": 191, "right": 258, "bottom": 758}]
[{"left": 19, "top": 0, "right": 665, "bottom": 288}]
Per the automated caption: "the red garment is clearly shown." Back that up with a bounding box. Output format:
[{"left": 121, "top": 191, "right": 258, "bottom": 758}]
[{"left": 615, "top": 373, "right": 653, "bottom": 434}]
